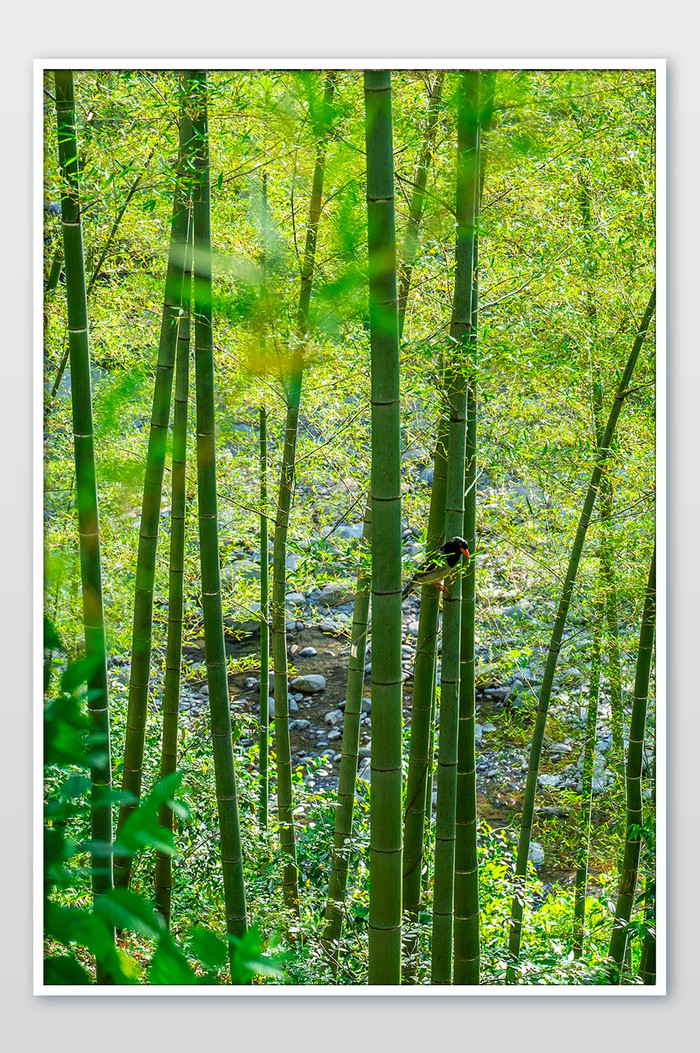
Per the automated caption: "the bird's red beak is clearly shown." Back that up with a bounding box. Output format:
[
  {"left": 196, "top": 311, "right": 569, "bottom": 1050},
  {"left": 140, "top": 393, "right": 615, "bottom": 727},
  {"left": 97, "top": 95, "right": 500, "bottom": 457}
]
[{"left": 461, "top": 547, "right": 470, "bottom": 558}]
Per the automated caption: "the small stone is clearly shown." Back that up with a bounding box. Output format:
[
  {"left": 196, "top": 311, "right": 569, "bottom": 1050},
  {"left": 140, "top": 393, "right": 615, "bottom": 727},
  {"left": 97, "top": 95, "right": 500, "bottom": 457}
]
[
  {"left": 289, "top": 719, "right": 310, "bottom": 731},
  {"left": 361, "top": 697, "right": 372, "bottom": 713},
  {"left": 328, "top": 729, "right": 342, "bottom": 741},
  {"left": 325, "top": 708, "right": 344, "bottom": 726},
  {"left": 357, "top": 759, "right": 371, "bottom": 783},
  {"left": 537, "top": 773, "right": 561, "bottom": 788},
  {"left": 336, "top": 523, "right": 365, "bottom": 541},
  {"left": 528, "top": 841, "right": 545, "bottom": 867},
  {"left": 298, "top": 646, "right": 318, "bottom": 657},
  {"left": 290, "top": 674, "right": 327, "bottom": 693},
  {"left": 286, "top": 592, "right": 306, "bottom": 607}
]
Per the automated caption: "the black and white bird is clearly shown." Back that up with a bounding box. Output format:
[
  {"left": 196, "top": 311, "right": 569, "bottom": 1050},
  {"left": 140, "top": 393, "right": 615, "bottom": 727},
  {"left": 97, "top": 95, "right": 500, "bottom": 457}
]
[{"left": 401, "top": 536, "right": 470, "bottom": 598}]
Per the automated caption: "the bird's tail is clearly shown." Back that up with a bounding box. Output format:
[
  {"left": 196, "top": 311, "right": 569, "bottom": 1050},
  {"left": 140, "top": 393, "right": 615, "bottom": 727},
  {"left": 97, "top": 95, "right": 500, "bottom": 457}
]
[{"left": 402, "top": 578, "right": 414, "bottom": 599}]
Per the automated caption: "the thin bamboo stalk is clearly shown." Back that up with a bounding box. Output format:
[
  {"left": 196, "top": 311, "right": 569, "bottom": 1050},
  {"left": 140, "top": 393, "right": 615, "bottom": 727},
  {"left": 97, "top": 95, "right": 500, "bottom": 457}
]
[
  {"left": 507, "top": 287, "right": 656, "bottom": 970},
  {"left": 271, "top": 71, "right": 336, "bottom": 914},
  {"left": 154, "top": 212, "right": 193, "bottom": 926},
  {"left": 608, "top": 547, "right": 656, "bottom": 978},
  {"left": 321, "top": 507, "right": 371, "bottom": 973},
  {"left": 188, "top": 69, "right": 248, "bottom": 955},
  {"left": 114, "top": 77, "right": 193, "bottom": 889},
  {"left": 259, "top": 405, "right": 270, "bottom": 829},
  {"left": 572, "top": 574, "right": 604, "bottom": 957},
  {"left": 397, "top": 72, "right": 445, "bottom": 340}
]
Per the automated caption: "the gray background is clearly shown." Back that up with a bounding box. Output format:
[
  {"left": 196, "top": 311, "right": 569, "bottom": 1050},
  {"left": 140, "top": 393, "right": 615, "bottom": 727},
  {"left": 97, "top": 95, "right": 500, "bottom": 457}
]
[{"left": 5, "top": 6, "right": 696, "bottom": 1050}]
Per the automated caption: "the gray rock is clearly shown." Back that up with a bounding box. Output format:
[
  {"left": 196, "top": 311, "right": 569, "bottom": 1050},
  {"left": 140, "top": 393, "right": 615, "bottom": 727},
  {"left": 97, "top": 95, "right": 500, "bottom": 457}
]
[
  {"left": 285, "top": 553, "right": 301, "bottom": 572},
  {"left": 357, "top": 759, "right": 372, "bottom": 784},
  {"left": 324, "top": 708, "right": 344, "bottom": 726},
  {"left": 317, "top": 584, "right": 353, "bottom": 607},
  {"left": 361, "top": 697, "right": 372, "bottom": 714},
  {"left": 291, "top": 673, "right": 327, "bottom": 693},
  {"left": 537, "top": 773, "right": 561, "bottom": 788},
  {"left": 528, "top": 841, "right": 545, "bottom": 867},
  {"left": 286, "top": 592, "right": 306, "bottom": 607},
  {"left": 406, "top": 620, "right": 420, "bottom": 636},
  {"left": 289, "top": 719, "right": 310, "bottom": 731},
  {"left": 298, "top": 646, "right": 318, "bottom": 657},
  {"left": 328, "top": 729, "right": 342, "bottom": 741},
  {"left": 336, "top": 523, "right": 365, "bottom": 541}
]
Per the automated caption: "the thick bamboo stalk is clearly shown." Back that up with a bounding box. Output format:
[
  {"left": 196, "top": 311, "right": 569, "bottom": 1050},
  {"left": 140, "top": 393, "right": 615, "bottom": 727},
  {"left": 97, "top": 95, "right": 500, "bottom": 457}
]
[
  {"left": 507, "top": 287, "right": 656, "bottom": 969},
  {"left": 402, "top": 416, "right": 448, "bottom": 931},
  {"left": 364, "top": 69, "right": 403, "bottom": 986},
  {"left": 114, "top": 78, "right": 193, "bottom": 889},
  {"left": 154, "top": 214, "right": 193, "bottom": 926},
  {"left": 432, "top": 70, "right": 479, "bottom": 985},
  {"left": 453, "top": 70, "right": 485, "bottom": 987},
  {"left": 321, "top": 507, "right": 371, "bottom": 973},
  {"left": 608, "top": 547, "right": 656, "bottom": 977},
  {"left": 271, "top": 72, "right": 336, "bottom": 914},
  {"left": 188, "top": 70, "right": 248, "bottom": 955},
  {"left": 54, "top": 71, "right": 114, "bottom": 978}
]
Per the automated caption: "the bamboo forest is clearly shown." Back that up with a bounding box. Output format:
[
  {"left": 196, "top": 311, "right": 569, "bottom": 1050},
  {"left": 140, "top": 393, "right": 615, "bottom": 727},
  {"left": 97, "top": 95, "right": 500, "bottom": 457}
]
[{"left": 41, "top": 65, "right": 658, "bottom": 989}]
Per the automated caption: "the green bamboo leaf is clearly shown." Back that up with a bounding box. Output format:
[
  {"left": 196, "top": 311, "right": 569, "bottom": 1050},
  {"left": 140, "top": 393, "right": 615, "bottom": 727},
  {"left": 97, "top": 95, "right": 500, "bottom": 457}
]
[
  {"left": 44, "top": 955, "right": 92, "bottom": 985},
  {"left": 190, "top": 926, "right": 228, "bottom": 969},
  {"left": 95, "top": 887, "right": 166, "bottom": 940},
  {"left": 148, "top": 935, "right": 197, "bottom": 985}
]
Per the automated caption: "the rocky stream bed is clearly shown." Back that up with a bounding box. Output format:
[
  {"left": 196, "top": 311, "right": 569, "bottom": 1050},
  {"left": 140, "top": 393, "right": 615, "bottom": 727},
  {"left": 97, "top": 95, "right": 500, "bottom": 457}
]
[{"left": 108, "top": 561, "right": 637, "bottom": 894}]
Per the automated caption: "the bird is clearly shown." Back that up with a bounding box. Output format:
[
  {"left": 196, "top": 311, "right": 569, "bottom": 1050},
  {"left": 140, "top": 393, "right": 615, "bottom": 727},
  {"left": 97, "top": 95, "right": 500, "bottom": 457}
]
[{"left": 402, "top": 536, "right": 470, "bottom": 598}]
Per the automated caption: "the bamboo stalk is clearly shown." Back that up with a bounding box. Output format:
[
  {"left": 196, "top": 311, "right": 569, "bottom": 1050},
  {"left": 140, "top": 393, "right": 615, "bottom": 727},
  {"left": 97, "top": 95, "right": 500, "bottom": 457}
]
[
  {"left": 507, "top": 286, "right": 656, "bottom": 970},
  {"left": 364, "top": 69, "right": 403, "bottom": 986},
  {"left": 453, "top": 70, "right": 486, "bottom": 987},
  {"left": 321, "top": 507, "right": 371, "bottom": 974},
  {"left": 608, "top": 547, "right": 656, "bottom": 978},
  {"left": 54, "top": 69, "right": 114, "bottom": 981},
  {"left": 259, "top": 405, "right": 270, "bottom": 829},
  {"left": 271, "top": 71, "right": 336, "bottom": 914},
  {"left": 432, "top": 70, "right": 479, "bottom": 985},
  {"left": 154, "top": 211, "right": 193, "bottom": 926},
  {"left": 572, "top": 573, "right": 604, "bottom": 957},
  {"left": 397, "top": 72, "right": 445, "bottom": 340},
  {"left": 188, "top": 69, "right": 248, "bottom": 956},
  {"left": 114, "top": 76, "right": 193, "bottom": 889}
]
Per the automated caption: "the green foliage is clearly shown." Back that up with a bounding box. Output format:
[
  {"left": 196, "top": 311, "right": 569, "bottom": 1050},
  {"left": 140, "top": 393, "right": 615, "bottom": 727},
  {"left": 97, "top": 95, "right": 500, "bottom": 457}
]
[{"left": 43, "top": 625, "right": 284, "bottom": 985}]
